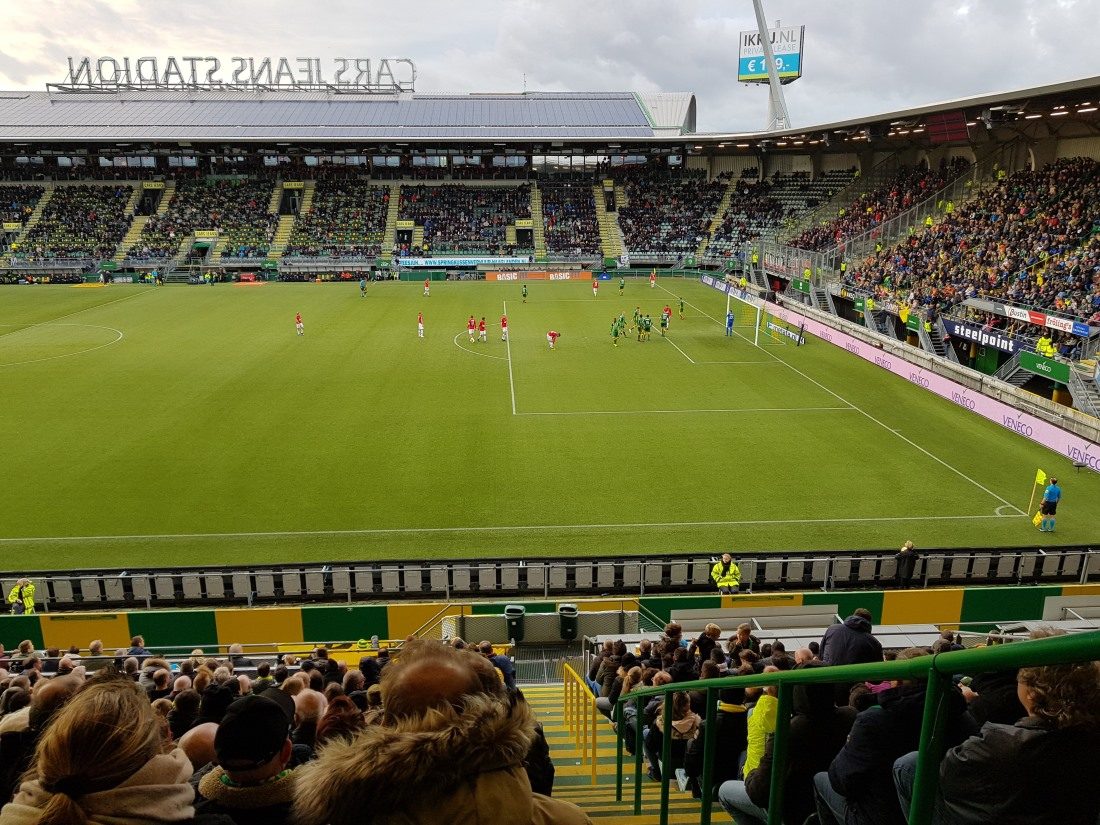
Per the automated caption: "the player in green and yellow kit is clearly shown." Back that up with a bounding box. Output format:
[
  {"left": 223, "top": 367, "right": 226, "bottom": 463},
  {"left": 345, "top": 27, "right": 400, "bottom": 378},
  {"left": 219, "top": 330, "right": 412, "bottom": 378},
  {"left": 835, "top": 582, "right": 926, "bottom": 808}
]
[
  {"left": 642, "top": 314, "right": 652, "bottom": 341},
  {"left": 611, "top": 318, "right": 619, "bottom": 346},
  {"left": 619, "top": 277, "right": 625, "bottom": 296},
  {"left": 679, "top": 297, "right": 685, "bottom": 320}
]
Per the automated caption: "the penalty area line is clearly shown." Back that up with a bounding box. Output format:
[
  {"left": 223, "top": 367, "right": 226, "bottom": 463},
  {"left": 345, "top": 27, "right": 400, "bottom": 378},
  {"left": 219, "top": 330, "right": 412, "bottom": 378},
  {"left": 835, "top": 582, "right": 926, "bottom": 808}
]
[
  {"left": 662, "top": 284, "right": 1027, "bottom": 516},
  {"left": 516, "top": 406, "right": 855, "bottom": 416},
  {"left": 0, "top": 512, "right": 1024, "bottom": 545}
]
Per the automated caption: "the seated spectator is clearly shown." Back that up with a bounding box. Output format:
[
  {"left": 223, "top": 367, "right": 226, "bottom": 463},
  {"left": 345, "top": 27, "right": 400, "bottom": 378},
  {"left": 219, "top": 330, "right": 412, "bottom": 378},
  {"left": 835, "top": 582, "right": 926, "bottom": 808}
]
[
  {"left": 291, "top": 689, "right": 327, "bottom": 751},
  {"left": 291, "top": 638, "right": 592, "bottom": 824},
  {"left": 683, "top": 680, "right": 750, "bottom": 800},
  {"left": 721, "top": 662, "right": 857, "bottom": 825},
  {"left": 893, "top": 658, "right": 1100, "bottom": 824},
  {"left": 0, "top": 675, "right": 81, "bottom": 804},
  {"left": 314, "top": 696, "right": 366, "bottom": 748},
  {"left": 0, "top": 674, "right": 213, "bottom": 825},
  {"left": 167, "top": 689, "right": 201, "bottom": 743},
  {"left": 194, "top": 687, "right": 299, "bottom": 824},
  {"left": 477, "top": 640, "right": 516, "bottom": 690},
  {"left": 687, "top": 624, "right": 722, "bottom": 664},
  {"left": 727, "top": 624, "right": 760, "bottom": 660},
  {"left": 642, "top": 691, "right": 700, "bottom": 782},
  {"left": 814, "top": 648, "right": 976, "bottom": 825}
]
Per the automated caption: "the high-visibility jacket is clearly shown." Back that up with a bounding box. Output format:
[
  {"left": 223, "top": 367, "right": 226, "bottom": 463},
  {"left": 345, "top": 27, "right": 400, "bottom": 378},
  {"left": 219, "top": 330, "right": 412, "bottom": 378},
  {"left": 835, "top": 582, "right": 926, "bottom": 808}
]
[
  {"left": 7, "top": 582, "right": 34, "bottom": 615},
  {"left": 711, "top": 561, "right": 741, "bottom": 589}
]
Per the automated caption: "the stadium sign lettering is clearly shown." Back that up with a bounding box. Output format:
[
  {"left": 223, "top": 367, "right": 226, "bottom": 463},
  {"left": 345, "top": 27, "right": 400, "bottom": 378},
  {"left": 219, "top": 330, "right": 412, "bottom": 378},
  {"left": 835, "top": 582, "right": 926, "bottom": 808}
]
[
  {"left": 59, "top": 56, "right": 417, "bottom": 92},
  {"left": 908, "top": 372, "right": 930, "bottom": 388},
  {"left": 845, "top": 342, "right": 860, "bottom": 355},
  {"left": 1067, "top": 446, "right": 1099, "bottom": 470},
  {"left": 1002, "top": 416, "right": 1033, "bottom": 437},
  {"left": 942, "top": 319, "right": 1021, "bottom": 354},
  {"left": 951, "top": 392, "right": 976, "bottom": 410},
  {"left": 874, "top": 355, "right": 892, "bottom": 370}
]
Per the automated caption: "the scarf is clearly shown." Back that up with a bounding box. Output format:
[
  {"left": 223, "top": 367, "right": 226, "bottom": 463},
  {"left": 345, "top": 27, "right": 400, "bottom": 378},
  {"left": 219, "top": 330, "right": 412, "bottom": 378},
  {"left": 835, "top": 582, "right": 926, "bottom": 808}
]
[{"left": 1, "top": 748, "right": 196, "bottom": 825}]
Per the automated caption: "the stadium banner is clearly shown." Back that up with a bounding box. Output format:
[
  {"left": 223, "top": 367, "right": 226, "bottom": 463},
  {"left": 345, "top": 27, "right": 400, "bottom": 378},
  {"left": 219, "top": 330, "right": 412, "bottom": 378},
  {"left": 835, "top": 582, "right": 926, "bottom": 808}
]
[
  {"left": 397, "top": 256, "right": 530, "bottom": 268},
  {"left": 282, "top": 181, "right": 305, "bottom": 189},
  {"left": 1019, "top": 351, "right": 1070, "bottom": 384},
  {"left": 737, "top": 25, "right": 804, "bottom": 83},
  {"left": 766, "top": 299, "right": 1100, "bottom": 474},
  {"left": 142, "top": 181, "right": 165, "bottom": 190},
  {"left": 194, "top": 230, "right": 219, "bottom": 240},
  {"left": 942, "top": 319, "right": 1024, "bottom": 354},
  {"left": 2, "top": 222, "right": 21, "bottom": 232},
  {"left": 395, "top": 220, "right": 416, "bottom": 229},
  {"left": 906, "top": 316, "right": 921, "bottom": 332},
  {"left": 766, "top": 319, "right": 805, "bottom": 344},
  {"left": 984, "top": 300, "right": 1094, "bottom": 338},
  {"left": 486, "top": 270, "right": 592, "bottom": 281},
  {"left": 514, "top": 219, "right": 533, "bottom": 229},
  {"left": 699, "top": 274, "right": 764, "bottom": 307}
]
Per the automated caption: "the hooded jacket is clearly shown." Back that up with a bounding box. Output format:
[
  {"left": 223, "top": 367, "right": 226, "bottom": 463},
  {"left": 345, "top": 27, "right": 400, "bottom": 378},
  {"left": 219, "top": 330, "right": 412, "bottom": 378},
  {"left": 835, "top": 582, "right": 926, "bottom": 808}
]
[
  {"left": 292, "top": 693, "right": 592, "bottom": 825},
  {"left": 820, "top": 615, "right": 883, "bottom": 666}
]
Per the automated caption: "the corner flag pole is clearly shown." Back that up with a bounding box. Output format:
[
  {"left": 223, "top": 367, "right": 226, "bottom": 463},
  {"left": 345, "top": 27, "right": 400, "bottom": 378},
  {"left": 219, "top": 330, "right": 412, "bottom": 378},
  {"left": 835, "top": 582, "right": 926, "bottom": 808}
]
[{"left": 1027, "top": 468, "right": 1047, "bottom": 515}]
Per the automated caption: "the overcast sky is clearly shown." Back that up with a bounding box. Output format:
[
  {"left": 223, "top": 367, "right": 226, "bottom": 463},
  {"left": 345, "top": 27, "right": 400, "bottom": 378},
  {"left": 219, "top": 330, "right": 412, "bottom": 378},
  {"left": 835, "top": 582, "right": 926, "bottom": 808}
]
[{"left": 2, "top": 0, "right": 1097, "bottom": 133}]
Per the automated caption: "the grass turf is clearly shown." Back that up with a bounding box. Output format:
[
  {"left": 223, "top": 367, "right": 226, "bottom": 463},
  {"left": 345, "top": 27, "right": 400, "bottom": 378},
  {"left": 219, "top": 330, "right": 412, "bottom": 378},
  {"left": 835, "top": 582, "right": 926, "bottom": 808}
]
[{"left": 2, "top": 277, "right": 1097, "bottom": 570}]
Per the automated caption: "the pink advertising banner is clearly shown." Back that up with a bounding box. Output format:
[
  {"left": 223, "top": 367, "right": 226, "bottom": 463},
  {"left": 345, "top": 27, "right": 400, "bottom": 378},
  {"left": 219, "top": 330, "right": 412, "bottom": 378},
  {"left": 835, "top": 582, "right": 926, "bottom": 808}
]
[{"left": 764, "top": 295, "right": 1100, "bottom": 474}]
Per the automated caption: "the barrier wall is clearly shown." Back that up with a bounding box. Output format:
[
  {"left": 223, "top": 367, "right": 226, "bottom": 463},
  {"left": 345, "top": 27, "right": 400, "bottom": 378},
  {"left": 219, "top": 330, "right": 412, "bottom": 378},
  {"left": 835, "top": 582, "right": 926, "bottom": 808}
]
[{"left": 2, "top": 585, "right": 1096, "bottom": 651}]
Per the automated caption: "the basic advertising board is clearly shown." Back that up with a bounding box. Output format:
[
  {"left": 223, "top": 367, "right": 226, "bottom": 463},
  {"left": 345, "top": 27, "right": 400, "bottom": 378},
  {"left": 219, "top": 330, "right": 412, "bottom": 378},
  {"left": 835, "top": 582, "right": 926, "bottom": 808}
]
[{"left": 738, "top": 25, "right": 805, "bottom": 84}]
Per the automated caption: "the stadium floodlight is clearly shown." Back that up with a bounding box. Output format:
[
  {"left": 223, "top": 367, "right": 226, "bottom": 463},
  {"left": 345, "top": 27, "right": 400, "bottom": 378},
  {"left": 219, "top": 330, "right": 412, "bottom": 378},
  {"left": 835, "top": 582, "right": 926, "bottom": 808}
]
[{"left": 751, "top": 0, "right": 793, "bottom": 131}]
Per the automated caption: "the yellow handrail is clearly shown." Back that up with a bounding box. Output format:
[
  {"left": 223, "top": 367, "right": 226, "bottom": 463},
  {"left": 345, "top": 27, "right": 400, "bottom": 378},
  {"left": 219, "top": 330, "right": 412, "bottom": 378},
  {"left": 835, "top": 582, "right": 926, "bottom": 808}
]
[{"left": 562, "top": 663, "right": 599, "bottom": 785}]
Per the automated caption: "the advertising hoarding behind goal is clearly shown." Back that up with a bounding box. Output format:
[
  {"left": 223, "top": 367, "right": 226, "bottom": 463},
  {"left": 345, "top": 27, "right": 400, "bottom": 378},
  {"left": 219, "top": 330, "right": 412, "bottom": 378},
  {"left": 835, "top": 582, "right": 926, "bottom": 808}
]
[{"left": 737, "top": 25, "right": 804, "bottom": 84}]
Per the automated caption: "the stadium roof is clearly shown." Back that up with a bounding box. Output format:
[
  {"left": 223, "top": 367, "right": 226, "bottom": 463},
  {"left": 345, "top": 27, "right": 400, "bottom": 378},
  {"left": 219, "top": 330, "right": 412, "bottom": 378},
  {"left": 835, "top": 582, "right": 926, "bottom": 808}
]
[{"left": 0, "top": 90, "right": 697, "bottom": 143}]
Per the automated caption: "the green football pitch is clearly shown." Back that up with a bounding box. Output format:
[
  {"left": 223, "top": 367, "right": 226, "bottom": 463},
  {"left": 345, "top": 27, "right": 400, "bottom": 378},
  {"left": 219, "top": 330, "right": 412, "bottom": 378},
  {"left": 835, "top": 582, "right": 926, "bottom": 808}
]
[{"left": 2, "top": 277, "right": 1096, "bottom": 571}]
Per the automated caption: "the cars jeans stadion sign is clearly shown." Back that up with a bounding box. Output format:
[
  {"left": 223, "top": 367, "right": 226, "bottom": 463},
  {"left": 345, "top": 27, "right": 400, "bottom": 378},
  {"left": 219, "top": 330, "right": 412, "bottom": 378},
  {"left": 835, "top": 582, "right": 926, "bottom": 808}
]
[{"left": 60, "top": 56, "right": 416, "bottom": 92}]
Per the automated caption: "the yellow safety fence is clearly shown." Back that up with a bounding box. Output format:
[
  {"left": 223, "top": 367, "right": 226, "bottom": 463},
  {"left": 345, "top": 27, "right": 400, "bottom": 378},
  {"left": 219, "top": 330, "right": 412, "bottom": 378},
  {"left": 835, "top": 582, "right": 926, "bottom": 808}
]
[{"left": 562, "top": 663, "right": 599, "bottom": 785}]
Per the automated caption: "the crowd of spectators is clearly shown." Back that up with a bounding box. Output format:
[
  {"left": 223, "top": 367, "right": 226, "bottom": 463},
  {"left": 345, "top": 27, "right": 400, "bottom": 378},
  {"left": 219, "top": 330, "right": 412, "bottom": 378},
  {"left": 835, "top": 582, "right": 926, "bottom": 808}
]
[
  {"left": 617, "top": 172, "right": 728, "bottom": 256},
  {"left": 842, "top": 158, "right": 1100, "bottom": 339},
  {"left": 285, "top": 182, "right": 389, "bottom": 258},
  {"left": 0, "top": 635, "right": 589, "bottom": 825},
  {"left": 791, "top": 158, "right": 971, "bottom": 251},
  {"left": 588, "top": 617, "right": 1100, "bottom": 825},
  {"left": 540, "top": 183, "right": 600, "bottom": 256},
  {"left": 396, "top": 184, "right": 531, "bottom": 256},
  {"left": 132, "top": 180, "right": 277, "bottom": 260},
  {"left": 0, "top": 187, "right": 44, "bottom": 225},
  {"left": 13, "top": 185, "right": 133, "bottom": 261}
]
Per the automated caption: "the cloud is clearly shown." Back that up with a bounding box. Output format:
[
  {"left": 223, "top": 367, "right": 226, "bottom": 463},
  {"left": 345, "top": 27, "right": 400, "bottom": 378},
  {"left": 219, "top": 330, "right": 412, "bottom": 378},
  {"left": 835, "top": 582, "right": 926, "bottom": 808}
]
[{"left": 0, "top": 0, "right": 1095, "bottom": 133}]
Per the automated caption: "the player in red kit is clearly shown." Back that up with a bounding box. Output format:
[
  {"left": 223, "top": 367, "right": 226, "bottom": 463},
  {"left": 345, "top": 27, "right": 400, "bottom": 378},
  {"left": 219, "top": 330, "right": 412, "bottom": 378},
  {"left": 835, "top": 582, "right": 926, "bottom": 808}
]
[
  {"left": 478, "top": 317, "right": 487, "bottom": 342},
  {"left": 501, "top": 314, "right": 508, "bottom": 341},
  {"left": 417, "top": 311, "right": 424, "bottom": 338},
  {"left": 546, "top": 330, "right": 560, "bottom": 349},
  {"left": 295, "top": 312, "right": 304, "bottom": 336},
  {"left": 592, "top": 278, "right": 599, "bottom": 298},
  {"left": 649, "top": 270, "right": 657, "bottom": 289},
  {"left": 467, "top": 315, "right": 476, "bottom": 342},
  {"left": 423, "top": 278, "right": 430, "bottom": 297}
]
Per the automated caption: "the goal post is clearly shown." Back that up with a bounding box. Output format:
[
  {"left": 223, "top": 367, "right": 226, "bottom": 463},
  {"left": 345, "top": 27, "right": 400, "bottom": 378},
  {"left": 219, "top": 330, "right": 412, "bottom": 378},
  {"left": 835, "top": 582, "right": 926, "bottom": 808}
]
[{"left": 725, "top": 288, "right": 763, "bottom": 347}]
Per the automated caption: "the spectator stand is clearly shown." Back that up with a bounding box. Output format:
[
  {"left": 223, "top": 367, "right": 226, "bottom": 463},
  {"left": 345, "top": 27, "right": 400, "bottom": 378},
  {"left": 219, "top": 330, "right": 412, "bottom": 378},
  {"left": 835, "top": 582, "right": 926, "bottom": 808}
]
[{"left": 8, "top": 181, "right": 135, "bottom": 267}]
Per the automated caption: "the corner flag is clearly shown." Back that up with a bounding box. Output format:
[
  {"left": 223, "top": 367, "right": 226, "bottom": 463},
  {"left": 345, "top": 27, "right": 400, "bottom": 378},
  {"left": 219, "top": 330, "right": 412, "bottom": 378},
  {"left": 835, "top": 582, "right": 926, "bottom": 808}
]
[{"left": 1035, "top": 469, "right": 1047, "bottom": 486}]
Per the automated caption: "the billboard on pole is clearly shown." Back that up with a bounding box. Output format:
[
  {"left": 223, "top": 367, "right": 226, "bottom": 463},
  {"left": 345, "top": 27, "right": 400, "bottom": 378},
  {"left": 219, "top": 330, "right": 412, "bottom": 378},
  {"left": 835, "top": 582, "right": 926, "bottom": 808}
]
[{"left": 738, "top": 25, "right": 804, "bottom": 84}]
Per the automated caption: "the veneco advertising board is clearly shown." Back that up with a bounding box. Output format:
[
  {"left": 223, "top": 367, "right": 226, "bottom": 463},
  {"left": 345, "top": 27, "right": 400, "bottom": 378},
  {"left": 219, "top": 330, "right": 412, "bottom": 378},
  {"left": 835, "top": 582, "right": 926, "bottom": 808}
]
[{"left": 700, "top": 277, "right": 1100, "bottom": 473}]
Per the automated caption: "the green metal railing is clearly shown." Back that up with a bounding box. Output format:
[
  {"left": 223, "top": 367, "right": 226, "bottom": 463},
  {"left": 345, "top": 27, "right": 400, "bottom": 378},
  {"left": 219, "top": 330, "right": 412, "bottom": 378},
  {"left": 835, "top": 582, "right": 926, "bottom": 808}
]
[{"left": 612, "top": 629, "right": 1100, "bottom": 825}]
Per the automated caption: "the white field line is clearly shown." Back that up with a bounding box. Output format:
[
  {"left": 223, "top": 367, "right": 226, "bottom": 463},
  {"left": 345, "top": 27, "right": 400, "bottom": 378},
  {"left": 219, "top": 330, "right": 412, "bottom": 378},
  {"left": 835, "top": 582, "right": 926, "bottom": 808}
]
[
  {"left": 452, "top": 332, "right": 506, "bottom": 361},
  {"left": 504, "top": 299, "right": 516, "bottom": 415},
  {"left": 0, "top": 512, "right": 1023, "bottom": 544},
  {"left": 662, "top": 284, "right": 1027, "bottom": 515},
  {"left": 0, "top": 323, "right": 124, "bottom": 367},
  {"left": 517, "top": 406, "right": 854, "bottom": 417},
  {"left": 0, "top": 287, "right": 151, "bottom": 342},
  {"left": 662, "top": 333, "right": 695, "bottom": 364}
]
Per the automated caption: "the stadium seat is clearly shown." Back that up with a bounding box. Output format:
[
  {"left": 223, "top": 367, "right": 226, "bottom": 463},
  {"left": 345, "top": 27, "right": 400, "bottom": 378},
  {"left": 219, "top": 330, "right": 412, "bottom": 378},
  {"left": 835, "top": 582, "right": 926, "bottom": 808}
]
[
  {"left": 254, "top": 574, "right": 276, "bottom": 599},
  {"left": 48, "top": 578, "right": 75, "bottom": 606},
  {"left": 330, "top": 569, "right": 350, "bottom": 596},
  {"left": 231, "top": 572, "right": 252, "bottom": 600},
  {"left": 203, "top": 574, "right": 226, "bottom": 599},
  {"left": 402, "top": 567, "right": 426, "bottom": 593},
  {"left": 644, "top": 562, "right": 663, "bottom": 588},
  {"left": 669, "top": 562, "right": 689, "bottom": 587},
  {"left": 451, "top": 565, "right": 471, "bottom": 592},
  {"left": 130, "top": 575, "right": 152, "bottom": 604},
  {"left": 282, "top": 572, "right": 303, "bottom": 598},
  {"left": 597, "top": 563, "right": 616, "bottom": 589},
  {"left": 181, "top": 575, "right": 202, "bottom": 600},
  {"left": 548, "top": 564, "right": 568, "bottom": 591},
  {"left": 574, "top": 563, "right": 593, "bottom": 591},
  {"left": 353, "top": 569, "right": 376, "bottom": 595},
  {"left": 79, "top": 577, "right": 101, "bottom": 603},
  {"left": 622, "top": 563, "right": 641, "bottom": 589},
  {"left": 500, "top": 565, "right": 520, "bottom": 591},
  {"left": 380, "top": 566, "right": 401, "bottom": 594},
  {"left": 430, "top": 565, "right": 449, "bottom": 592},
  {"left": 477, "top": 564, "right": 496, "bottom": 592},
  {"left": 526, "top": 562, "right": 546, "bottom": 593}
]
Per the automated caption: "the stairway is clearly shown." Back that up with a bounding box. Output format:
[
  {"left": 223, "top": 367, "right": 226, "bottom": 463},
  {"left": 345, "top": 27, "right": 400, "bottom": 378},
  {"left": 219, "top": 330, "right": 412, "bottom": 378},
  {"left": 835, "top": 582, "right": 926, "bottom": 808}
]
[
  {"left": 267, "top": 182, "right": 285, "bottom": 214},
  {"left": 810, "top": 287, "right": 834, "bottom": 315},
  {"left": 169, "top": 236, "right": 192, "bottom": 271},
  {"left": 1069, "top": 364, "right": 1100, "bottom": 418},
  {"left": 530, "top": 183, "right": 546, "bottom": 260},
  {"left": 411, "top": 225, "right": 425, "bottom": 252},
  {"left": 111, "top": 216, "right": 150, "bottom": 264},
  {"left": 506, "top": 224, "right": 518, "bottom": 246},
  {"left": 696, "top": 178, "right": 737, "bottom": 258},
  {"left": 266, "top": 215, "right": 297, "bottom": 261},
  {"left": 593, "top": 185, "right": 623, "bottom": 261},
  {"left": 525, "top": 685, "right": 714, "bottom": 824},
  {"left": 10, "top": 183, "right": 56, "bottom": 254},
  {"left": 156, "top": 180, "right": 176, "bottom": 216},
  {"left": 380, "top": 183, "right": 401, "bottom": 262}
]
